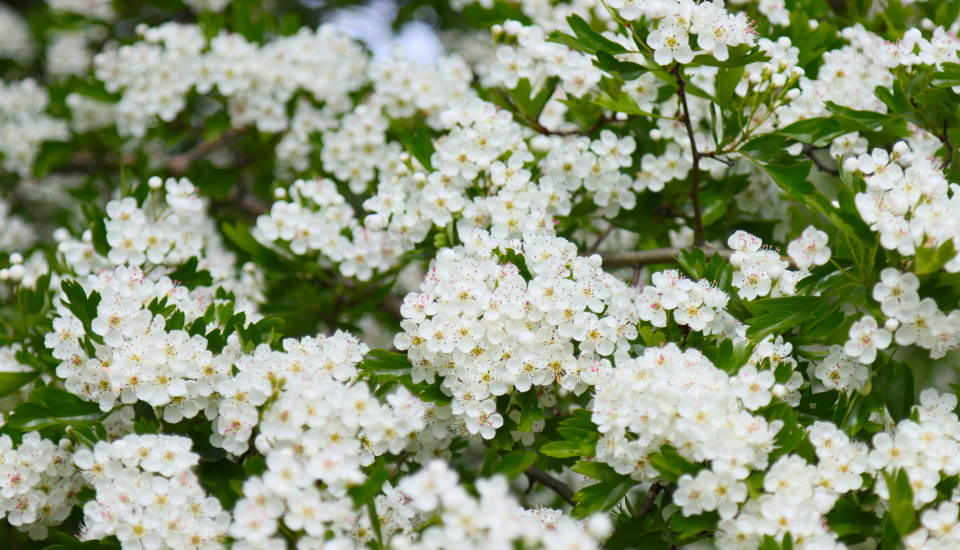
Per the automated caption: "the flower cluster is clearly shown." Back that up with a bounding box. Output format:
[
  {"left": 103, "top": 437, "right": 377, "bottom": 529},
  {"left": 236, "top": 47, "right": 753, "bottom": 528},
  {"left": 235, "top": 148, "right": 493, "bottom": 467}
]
[
  {"left": 74, "top": 434, "right": 229, "bottom": 549},
  {"left": 813, "top": 345, "right": 869, "bottom": 393},
  {"left": 0, "top": 433, "right": 82, "bottom": 539},
  {"left": 94, "top": 22, "right": 367, "bottom": 137},
  {"left": 714, "top": 422, "right": 868, "bottom": 548},
  {"left": 636, "top": 268, "right": 735, "bottom": 334},
  {"left": 852, "top": 145, "right": 960, "bottom": 269},
  {"left": 592, "top": 344, "right": 781, "bottom": 481},
  {"left": 872, "top": 268, "right": 960, "bottom": 359},
  {"left": 395, "top": 229, "right": 640, "bottom": 437},
  {"left": 228, "top": 333, "right": 436, "bottom": 545},
  {"left": 0, "top": 5, "right": 33, "bottom": 62},
  {"left": 0, "top": 79, "right": 69, "bottom": 176},
  {"left": 481, "top": 21, "right": 602, "bottom": 98},
  {"left": 609, "top": 0, "right": 756, "bottom": 64},
  {"left": 728, "top": 230, "right": 806, "bottom": 300},
  {"left": 392, "top": 460, "right": 604, "bottom": 550}
]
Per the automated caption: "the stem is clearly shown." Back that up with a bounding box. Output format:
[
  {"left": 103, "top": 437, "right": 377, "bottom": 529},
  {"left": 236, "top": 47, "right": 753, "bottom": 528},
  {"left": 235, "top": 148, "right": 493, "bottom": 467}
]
[
  {"left": 673, "top": 65, "right": 705, "bottom": 246},
  {"left": 525, "top": 467, "right": 575, "bottom": 504},
  {"left": 941, "top": 119, "right": 954, "bottom": 170},
  {"left": 167, "top": 126, "right": 247, "bottom": 174},
  {"left": 803, "top": 144, "right": 839, "bottom": 176},
  {"left": 588, "top": 225, "right": 615, "bottom": 255},
  {"left": 637, "top": 480, "right": 664, "bottom": 517},
  {"left": 601, "top": 247, "right": 732, "bottom": 267}
]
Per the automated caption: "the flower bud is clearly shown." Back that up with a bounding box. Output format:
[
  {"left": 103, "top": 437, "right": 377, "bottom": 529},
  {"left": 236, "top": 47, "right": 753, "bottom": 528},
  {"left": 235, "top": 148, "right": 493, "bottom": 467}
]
[
  {"left": 884, "top": 318, "right": 900, "bottom": 332},
  {"left": 843, "top": 157, "right": 860, "bottom": 173},
  {"left": 148, "top": 176, "right": 163, "bottom": 189}
]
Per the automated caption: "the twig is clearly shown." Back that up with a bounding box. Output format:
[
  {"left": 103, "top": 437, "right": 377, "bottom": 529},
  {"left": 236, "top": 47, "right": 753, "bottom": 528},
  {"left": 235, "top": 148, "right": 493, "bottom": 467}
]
[
  {"left": 601, "top": 247, "right": 732, "bottom": 267},
  {"left": 637, "top": 481, "right": 664, "bottom": 518},
  {"left": 803, "top": 144, "right": 839, "bottom": 176},
  {"left": 673, "top": 65, "right": 705, "bottom": 246},
  {"left": 941, "top": 119, "right": 954, "bottom": 170},
  {"left": 167, "top": 127, "right": 247, "bottom": 175},
  {"left": 525, "top": 467, "right": 575, "bottom": 504},
  {"left": 588, "top": 225, "right": 615, "bottom": 255}
]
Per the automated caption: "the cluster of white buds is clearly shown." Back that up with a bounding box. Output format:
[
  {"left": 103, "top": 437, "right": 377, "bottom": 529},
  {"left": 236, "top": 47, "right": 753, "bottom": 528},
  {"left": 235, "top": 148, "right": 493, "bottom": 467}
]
[{"left": 74, "top": 434, "right": 229, "bottom": 550}]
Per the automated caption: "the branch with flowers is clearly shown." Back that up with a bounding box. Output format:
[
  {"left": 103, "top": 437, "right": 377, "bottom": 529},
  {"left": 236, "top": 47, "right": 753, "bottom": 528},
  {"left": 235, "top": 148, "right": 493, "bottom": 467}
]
[{"left": 0, "top": 1, "right": 959, "bottom": 549}]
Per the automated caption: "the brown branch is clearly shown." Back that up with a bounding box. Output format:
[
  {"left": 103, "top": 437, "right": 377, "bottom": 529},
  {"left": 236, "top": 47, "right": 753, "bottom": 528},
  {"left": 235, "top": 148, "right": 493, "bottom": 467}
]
[
  {"left": 525, "top": 467, "right": 575, "bottom": 504},
  {"left": 637, "top": 481, "right": 664, "bottom": 518},
  {"left": 940, "top": 119, "right": 954, "bottom": 170},
  {"left": 673, "top": 65, "right": 705, "bottom": 246},
  {"left": 803, "top": 144, "right": 839, "bottom": 176},
  {"left": 588, "top": 225, "right": 615, "bottom": 255},
  {"left": 69, "top": 127, "right": 248, "bottom": 175},
  {"left": 167, "top": 127, "right": 247, "bottom": 175},
  {"left": 600, "top": 247, "right": 732, "bottom": 267}
]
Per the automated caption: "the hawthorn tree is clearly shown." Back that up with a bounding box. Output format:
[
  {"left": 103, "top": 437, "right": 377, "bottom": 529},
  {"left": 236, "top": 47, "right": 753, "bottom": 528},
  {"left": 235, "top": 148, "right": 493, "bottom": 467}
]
[{"left": 0, "top": 0, "right": 960, "bottom": 548}]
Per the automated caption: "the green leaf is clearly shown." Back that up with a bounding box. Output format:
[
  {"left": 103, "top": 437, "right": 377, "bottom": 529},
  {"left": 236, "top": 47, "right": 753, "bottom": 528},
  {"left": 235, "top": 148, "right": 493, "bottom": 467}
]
[
  {"left": 0, "top": 371, "right": 39, "bottom": 399},
  {"left": 595, "top": 51, "right": 647, "bottom": 80},
  {"left": 648, "top": 445, "right": 700, "bottom": 482},
  {"left": 571, "top": 479, "right": 637, "bottom": 518},
  {"left": 167, "top": 257, "right": 213, "bottom": 290},
  {"left": 566, "top": 14, "right": 628, "bottom": 54},
  {"left": 349, "top": 459, "right": 389, "bottom": 506},
  {"left": 915, "top": 239, "right": 956, "bottom": 275},
  {"left": 571, "top": 460, "right": 621, "bottom": 482},
  {"left": 826, "top": 494, "right": 881, "bottom": 537},
  {"left": 670, "top": 511, "right": 719, "bottom": 539},
  {"left": 883, "top": 469, "right": 916, "bottom": 536},
  {"left": 390, "top": 121, "right": 435, "bottom": 171},
  {"left": 885, "top": 361, "right": 915, "bottom": 422},
  {"left": 494, "top": 450, "right": 538, "bottom": 477},
  {"left": 540, "top": 439, "right": 595, "bottom": 459}
]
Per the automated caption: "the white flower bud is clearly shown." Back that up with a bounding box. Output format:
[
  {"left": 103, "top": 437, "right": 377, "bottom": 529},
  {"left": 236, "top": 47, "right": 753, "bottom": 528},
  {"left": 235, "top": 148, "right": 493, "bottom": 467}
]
[
  {"left": 649, "top": 129, "right": 662, "bottom": 141},
  {"left": 587, "top": 514, "right": 613, "bottom": 539},
  {"left": 786, "top": 88, "right": 801, "bottom": 101},
  {"left": 147, "top": 176, "right": 163, "bottom": 189},
  {"left": 9, "top": 252, "right": 23, "bottom": 265},
  {"left": 8, "top": 264, "right": 24, "bottom": 280},
  {"left": 808, "top": 19, "right": 819, "bottom": 30},
  {"left": 892, "top": 141, "right": 909, "bottom": 157},
  {"left": 254, "top": 434, "right": 272, "bottom": 455},
  {"left": 767, "top": 264, "right": 784, "bottom": 280},
  {"left": 273, "top": 187, "right": 287, "bottom": 199},
  {"left": 884, "top": 318, "right": 900, "bottom": 332},
  {"left": 771, "top": 74, "right": 787, "bottom": 88},
  {"left": 843, "top": 157, "right": 860, "bottom": 173}
]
